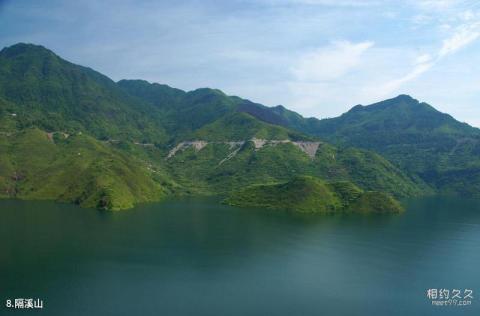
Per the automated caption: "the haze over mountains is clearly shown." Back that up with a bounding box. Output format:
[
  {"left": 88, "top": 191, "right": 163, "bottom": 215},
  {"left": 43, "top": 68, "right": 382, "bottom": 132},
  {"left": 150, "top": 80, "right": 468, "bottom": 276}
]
[{"left": 0, "top": 43, "right": 478, "bottom": 210}]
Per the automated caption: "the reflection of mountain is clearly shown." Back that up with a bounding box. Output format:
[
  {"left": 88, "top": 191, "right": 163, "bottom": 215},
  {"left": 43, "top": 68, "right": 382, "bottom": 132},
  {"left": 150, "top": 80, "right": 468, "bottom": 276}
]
[{"left": 0, "top": 197, "right": 480, "bottom": 315}]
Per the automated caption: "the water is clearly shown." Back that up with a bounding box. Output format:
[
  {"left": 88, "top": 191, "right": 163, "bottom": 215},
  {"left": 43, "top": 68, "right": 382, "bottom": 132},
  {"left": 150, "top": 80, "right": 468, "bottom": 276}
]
[{"left": 1, "top": 197, "right": 479, "bottom": 316}]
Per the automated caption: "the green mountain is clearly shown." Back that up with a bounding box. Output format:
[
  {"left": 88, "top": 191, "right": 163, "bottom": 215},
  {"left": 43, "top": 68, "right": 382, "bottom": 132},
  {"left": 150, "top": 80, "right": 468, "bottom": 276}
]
[
  {"left": 0, "top": 128, "right": 171, "bottom": 210},
  {"left": 272, "top": 95, "right": 480, "bottom": 197},
  {"left": 164, "top": 134, "right": 425, "bottom": 197},
  {"left": 229, "top": 93, "right": 480, "bottom": 197},
  {"left": 0, "top": 43, "right": 171, "bottom": 143},
  {"left": 0, "top": 43, "right": 432, "bottom": 210},
  {"left": 117, "top": 80, "right": 426, "bottom": 198},
  {"left": 225, "top": 176, "right": 404, "bottom": 213}
]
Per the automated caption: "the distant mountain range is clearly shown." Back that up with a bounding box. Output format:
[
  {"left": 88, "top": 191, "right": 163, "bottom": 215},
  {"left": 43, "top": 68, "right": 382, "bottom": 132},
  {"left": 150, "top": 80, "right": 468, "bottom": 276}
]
[{"left": 0, "top": 43, "right": 477, "bottom": 210}]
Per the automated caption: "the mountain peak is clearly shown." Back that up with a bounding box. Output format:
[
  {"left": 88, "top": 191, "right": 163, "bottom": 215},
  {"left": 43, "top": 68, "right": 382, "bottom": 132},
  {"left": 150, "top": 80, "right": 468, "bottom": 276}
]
[
  {"left": 351, "top": 94, "right": 425, "bottom": 113},
  {"left": 1, "top": 42, "right": 57, "bottom": 59},
  {"left": 374, "top": 94, "right": 420, "bottom": 107},
  {"left": 392, "top": 94, "right": 416, "bottom": 102}
]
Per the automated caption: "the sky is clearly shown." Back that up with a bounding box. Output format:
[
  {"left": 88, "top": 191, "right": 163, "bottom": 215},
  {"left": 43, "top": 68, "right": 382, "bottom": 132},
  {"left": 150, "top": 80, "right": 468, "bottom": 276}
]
[{"left": 1, "top": 0, "right": 480, "bottom": 126}]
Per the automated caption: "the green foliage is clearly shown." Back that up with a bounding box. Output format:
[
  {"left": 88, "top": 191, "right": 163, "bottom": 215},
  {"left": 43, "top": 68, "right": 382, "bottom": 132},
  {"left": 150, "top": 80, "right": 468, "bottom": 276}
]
[
  {"left": 244, "top": 94, "right": 480, "bottom": 197},
  {"left": 0, "top": 128, "right": 169, "bottom": 210},
  {"left": 326, "top": 181, "right": 363, "bottom": 208},
  {"left": 0, "top": 43, "right": 440, "bottom": 210},
  {"left": 193, "top": 112, "right": 311, "bottom": 141},
  {"left": 287, "top": 95, "right": 480, "bottom": 196},
  {"left": 165, "top": 141, "right": 426, "bottom": 198},
  {"left": 346, "top": 191, "right": 404, "bottom": 214},
  {"left": 225, "top": 176, "right": 404, "bottom": 213},
  {"left": 0, "top": 43, "right": 169, "bottom": 143}
]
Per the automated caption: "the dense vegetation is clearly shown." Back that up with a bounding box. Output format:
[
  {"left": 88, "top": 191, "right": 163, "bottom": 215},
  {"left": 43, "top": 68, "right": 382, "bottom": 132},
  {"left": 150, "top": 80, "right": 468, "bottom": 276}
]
[
  {"left": 225, "top": 176, "right": 404, "bottom": 213},
  {"left": 1, "top": 42, "right": 474, "bottom": 210},
  {"left": 264, "top": 95, "right": 480, "bottom": 197},
  {"left": 0, "top": 128, "right": 172, "bottom": 210},
  {"left": 165, "top": 140, "right": 427, "bottom": 198},
  {"left": 222, "top": 92, "right": 480, "bottom": 198}
]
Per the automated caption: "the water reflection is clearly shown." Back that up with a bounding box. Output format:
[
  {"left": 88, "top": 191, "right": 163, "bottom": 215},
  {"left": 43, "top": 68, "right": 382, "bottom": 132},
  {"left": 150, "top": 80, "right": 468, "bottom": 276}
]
[{"left": 0, "top": 197, "right": 479, "bottom": 316}]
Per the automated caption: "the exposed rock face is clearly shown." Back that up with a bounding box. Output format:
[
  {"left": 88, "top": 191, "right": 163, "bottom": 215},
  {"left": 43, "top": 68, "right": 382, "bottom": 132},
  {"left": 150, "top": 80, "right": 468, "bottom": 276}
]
[
  {"left": 251, "top": 138, "right": 267, "bottom": 150},
  {"left": 191, "top": 141, "right": 208, "bottom": 151},
  {"left": 166, "top": 139, "right": 321, "bottom": 160},
  {"left": 251, "top": 138, "right": 320, "bottom": 158},
  {"left": 167, "top": 141, "right": 209, "bottom": 158},
  {"left": 292, "top": 141, "right": 321, "bottom": 159}
]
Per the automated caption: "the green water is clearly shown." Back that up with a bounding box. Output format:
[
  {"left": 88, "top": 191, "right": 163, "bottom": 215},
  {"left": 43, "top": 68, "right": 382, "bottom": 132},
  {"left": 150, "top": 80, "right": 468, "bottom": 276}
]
[{"left": 1, "top": 197, "right": 479, "bottom": 316}]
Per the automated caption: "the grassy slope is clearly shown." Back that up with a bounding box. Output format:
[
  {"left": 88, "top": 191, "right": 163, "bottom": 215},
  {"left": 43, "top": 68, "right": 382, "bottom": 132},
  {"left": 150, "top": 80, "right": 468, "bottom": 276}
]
[
  {"left": 192, "top": 112, "right": 312, "bottom": 141},
  {"left": 0, "top": 43, "right": 434, "bottom": 210},
  {"left": 268, "top": 95, "right": 480, "bottom": 197},
  {"left": 202, "top": 93, "right": 480, "bottom": 198},
  {"left": 0, "top": 43, "right": 169, "bottom": 143},
  {"left": 225, "top": 176, "right": 404, "bottom": 213},
  {"left": 165, "top": 136, "right": 428, "bottom": 198},
  {"left": 0, "top": 128, "right": 169, "bottom": 210}
]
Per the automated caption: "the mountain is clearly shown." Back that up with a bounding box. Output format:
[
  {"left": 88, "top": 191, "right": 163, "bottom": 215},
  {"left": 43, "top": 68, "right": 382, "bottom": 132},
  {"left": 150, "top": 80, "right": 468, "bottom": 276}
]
[
  {"left": 276, "top": 95, "right": 480, "bottom": 197},
  {"left": 164, "top": 135, "right": 425, "bottom": 197},
  {"left": 0, "top": 128, "right": 171, "bottom": 210},
  {"left": 0, "top": 43, "right": 431, "bottom": 209},
  {"left": 224, "top": 175, "right": 404, "bottom": 213},
  {"left": 117, "top": 80, "right": 427, "bottom": 197},
  {"left": 0, "top": 43, "right": 172, "bottom": 143},
  {"left": 226, "top": 92, "right": 480, "bottom": 197}
]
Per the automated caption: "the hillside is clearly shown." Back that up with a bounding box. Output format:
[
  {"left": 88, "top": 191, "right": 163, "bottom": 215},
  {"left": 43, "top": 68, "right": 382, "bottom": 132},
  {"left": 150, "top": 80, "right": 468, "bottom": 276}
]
[
  {"left": 224, "top": 176, "right": 404, "bottom": 213},
  {"left": 287, "top": 95, "right": 480, "bottom": 197},
  {"left": 0, "top": 43, "right": 171, "bottom": 143},
  {"left": 0, "top": 128, "right": 171, "bottom": 210},
  {"left": 227, "top": 93, "right": 480, "bottom": 197},
  {"left": 164, "top": 137, "right": 427, "bottom": 198},
  {"left": 0, "top": 43, "right": 433, "bottom": 210}
]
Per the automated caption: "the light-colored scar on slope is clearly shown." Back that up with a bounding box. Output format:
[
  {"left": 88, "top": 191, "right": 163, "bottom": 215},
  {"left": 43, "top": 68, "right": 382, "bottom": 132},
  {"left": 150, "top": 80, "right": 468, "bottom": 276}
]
[
  {"left": 166, "top": 139, "right": 321, "bottom": 160},
  {"left": 167, "top": 141, "right": 209, "bottom": 158}
]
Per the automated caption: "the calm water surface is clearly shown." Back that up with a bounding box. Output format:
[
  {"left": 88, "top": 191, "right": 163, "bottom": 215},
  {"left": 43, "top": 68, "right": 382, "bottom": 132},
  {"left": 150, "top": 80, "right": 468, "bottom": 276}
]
[{"left": 1, "top": 197, "right": 479, "bottom": 316}]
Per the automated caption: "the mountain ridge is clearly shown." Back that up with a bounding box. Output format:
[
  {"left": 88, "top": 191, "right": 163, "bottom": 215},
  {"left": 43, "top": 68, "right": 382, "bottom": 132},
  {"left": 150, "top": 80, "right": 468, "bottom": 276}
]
[{"left": 2, "top": 42, "right": 473, "bottom": 210}]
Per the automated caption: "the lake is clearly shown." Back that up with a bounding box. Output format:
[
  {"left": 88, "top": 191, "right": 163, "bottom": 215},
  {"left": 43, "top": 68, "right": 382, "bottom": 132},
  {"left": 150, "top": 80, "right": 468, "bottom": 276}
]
[{"left": 1, "top": 197, "right": 479, "bottom": 316}]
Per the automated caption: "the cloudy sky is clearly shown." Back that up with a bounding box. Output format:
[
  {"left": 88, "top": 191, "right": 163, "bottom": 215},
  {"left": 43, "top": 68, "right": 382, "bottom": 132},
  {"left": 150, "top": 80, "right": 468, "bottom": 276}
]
[{"left": 1, "top": 0, "right": 480, "bottom": 126}]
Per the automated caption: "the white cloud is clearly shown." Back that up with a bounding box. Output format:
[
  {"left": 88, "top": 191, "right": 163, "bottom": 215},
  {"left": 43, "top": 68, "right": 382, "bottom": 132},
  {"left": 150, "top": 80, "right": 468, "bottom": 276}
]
[
  {"left": 439, "top": 22, "right": 480, "bottom": 57},
  {"left": 415, "top": 53, "right": 432, "bottom": 64},
  {"left": 369, "top": 61, "right": 434, "bottom": 98},
  {"left": 370, "top": 16, "right": 480, "bottom": 99},
  {"left": 291, "top": 40, "right": 373, "bottom": 81}
]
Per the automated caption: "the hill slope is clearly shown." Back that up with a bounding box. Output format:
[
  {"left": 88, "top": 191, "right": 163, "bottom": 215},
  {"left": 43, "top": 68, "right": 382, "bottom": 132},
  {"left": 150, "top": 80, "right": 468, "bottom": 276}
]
[
  {"left": 294, "top": 95, "right": 480, "bottom": 196},
  {"left": 228, "top": 94, "right": 480, "bottom": 197},
  {"left": 164, "top": 135, "right": 428, "bottom": 198},
  {"left": 0, "top": 128, "right": 170, "bottom": 210},
  {"left": 225, "top": 176, "right": 404, "bottom": 213},
  {"left": 0, "top": 43, "right": 432, "bottom": 209},
  {"left": 0, "top": 43, "right": 172, "bottom": 143}
]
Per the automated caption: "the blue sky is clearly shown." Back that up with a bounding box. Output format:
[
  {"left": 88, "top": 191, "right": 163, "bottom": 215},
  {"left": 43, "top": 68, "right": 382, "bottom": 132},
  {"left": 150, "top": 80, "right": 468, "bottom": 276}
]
[{"left": 1, "top": 0, "right": 480, "bottom": 126}]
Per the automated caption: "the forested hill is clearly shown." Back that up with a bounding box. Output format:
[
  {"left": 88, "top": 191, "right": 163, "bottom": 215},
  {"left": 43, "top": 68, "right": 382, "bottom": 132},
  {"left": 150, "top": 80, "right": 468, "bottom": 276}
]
[
  {"left": 1, "top": 42, "right": 472, "bottom": 210},
  {"left": 261, "top": 95, "right": 480, "bottom": 197}
]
